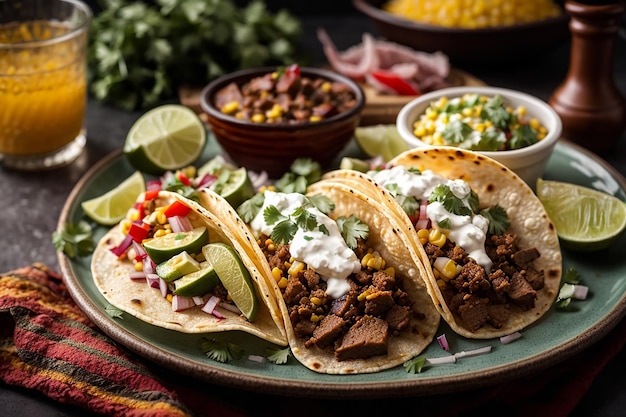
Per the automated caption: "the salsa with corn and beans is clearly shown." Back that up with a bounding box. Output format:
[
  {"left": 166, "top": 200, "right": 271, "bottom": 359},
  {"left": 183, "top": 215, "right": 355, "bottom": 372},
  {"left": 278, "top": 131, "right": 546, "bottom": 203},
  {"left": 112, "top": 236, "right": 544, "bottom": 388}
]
[
  {"left": 411, "top": 93, "right": 548, "bottom": 151},
  {"left": 213, "top": 64, "right": 359, "bottom": 125}
]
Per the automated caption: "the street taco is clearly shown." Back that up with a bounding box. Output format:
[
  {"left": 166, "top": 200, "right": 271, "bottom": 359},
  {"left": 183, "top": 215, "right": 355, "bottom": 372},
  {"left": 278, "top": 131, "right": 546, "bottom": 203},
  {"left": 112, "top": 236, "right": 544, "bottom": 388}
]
[
  {"left": 91, "top": 190, "right": 288, "bottom": 346},
  {"left": 198, "top": 183, "right": 440, "bottom": 374},
  {"left": 323, "top": 147, "right": 562, "bottom": 339}
]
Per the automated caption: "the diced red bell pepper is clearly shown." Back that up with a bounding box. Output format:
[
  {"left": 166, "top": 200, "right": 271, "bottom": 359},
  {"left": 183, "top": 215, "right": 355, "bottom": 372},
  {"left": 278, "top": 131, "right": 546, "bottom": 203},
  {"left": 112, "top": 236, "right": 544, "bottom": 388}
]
[
  {"left": 177, "top": 172, "right": 192, "bottom": 186},
  {"left": 128, "top": 221, "right": 150, "bottom": 242},
  {"left": 370, "top": 70, "right": 420, "bottom": 96},
  {"left": 143, "top": 189, "right": 160, "bottom": 201},
  {"left": 164, "top": 200, "right": 191, "bottom": 218}
]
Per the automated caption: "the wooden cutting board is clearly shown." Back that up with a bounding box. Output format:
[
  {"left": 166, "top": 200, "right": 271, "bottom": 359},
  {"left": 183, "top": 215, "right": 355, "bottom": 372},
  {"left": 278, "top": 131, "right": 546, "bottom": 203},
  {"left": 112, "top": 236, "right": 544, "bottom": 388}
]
[{"left": 178, "top": 68, "right": 485, "bottom": 126}]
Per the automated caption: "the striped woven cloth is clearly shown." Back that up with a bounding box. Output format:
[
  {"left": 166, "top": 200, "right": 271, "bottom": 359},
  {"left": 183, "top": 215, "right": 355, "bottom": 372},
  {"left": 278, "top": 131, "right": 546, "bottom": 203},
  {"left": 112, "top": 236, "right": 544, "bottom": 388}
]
[{"left": 0, "top": 263, "right": 193, "bottom": 417}]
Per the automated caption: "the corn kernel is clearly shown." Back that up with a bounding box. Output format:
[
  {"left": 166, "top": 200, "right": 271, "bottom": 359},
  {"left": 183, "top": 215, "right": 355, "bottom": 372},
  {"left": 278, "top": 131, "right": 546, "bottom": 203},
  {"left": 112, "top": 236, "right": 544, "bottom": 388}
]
[
  {"left": 309, "top": 115, "right": 322, "bottom": 122},
  {"left": 361, "top": 253, "right": 373, "bottom": 268},
  {"left": 310, "top": 297, "right": 322, "bottom": 306},
  {"left": 321, "top": 81, "right": 332, "bottom": 92},
  {"left": 220, "top": 101, "right": 239, "bottom": 115},
  {"left": 429, "top": 228, "right": 447, "bottom": 247},
  {"left": 272, "top": 267, "right": 283, "bottom": 282},
  {"left": 357, "top": 290, "right": 371, "bottom": 302},
  {"left": 251, "top": 113, "right": 266, "bottom": 123},
  {"left": 277, "top": 277, "right": 288, "bottom": 289},
  {"left": 383, "top": 266, "right": 395, "bottom": 278},
  {"left": 288, "top": 260, "right": 305, "bottom": 276},
  {"left": 134, "top": 261, "right": 143, "bottom": 272},
  {"left": 437, "top": 279, "right": 446, "bottom": 288},
  {"left": 310, "top": 314, "right": 322, "bottom": 323},
  {"left": 463, "top": 293, "right": 472, "bottom": 301},
  {"left": 120, "top": 219, "right": 132, "bottom": 235},
  {"left": 166, "top": 294, "right": 173, "bottom": 302},
  {"left": 417, "top": 228, "right": 430, "bottom": 245}
]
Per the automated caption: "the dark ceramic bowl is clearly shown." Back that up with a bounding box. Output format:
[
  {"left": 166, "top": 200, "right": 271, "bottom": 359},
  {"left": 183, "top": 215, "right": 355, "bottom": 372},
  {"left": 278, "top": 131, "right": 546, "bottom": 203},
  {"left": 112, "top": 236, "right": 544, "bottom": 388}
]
[
  {"left": 352, "top": 0, "right": 570, "bottom": 66},
  {"left": 200, "top": 66, "right": 365, "bottom": 178}
]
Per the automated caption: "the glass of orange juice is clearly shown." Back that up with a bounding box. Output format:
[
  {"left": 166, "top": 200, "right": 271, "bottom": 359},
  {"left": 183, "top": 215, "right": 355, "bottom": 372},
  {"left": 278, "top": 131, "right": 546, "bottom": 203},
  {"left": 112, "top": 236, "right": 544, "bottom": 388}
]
[{"left": 0, "top": 0, "right": 92, "bottom": 170}]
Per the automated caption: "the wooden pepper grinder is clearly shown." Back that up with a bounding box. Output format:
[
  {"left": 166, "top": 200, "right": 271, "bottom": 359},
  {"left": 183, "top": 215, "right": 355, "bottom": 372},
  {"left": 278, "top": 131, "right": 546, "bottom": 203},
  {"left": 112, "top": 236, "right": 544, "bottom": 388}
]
[{"left": 549, "top": 0, "right": 626, "bottom": 153}]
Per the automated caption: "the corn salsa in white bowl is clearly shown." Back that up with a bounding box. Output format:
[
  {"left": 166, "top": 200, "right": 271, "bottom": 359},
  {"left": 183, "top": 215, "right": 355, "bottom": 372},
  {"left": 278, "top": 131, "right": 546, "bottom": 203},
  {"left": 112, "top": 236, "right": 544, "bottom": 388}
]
[{"left": 396, "top": 86, "right": 562, "bottom": 188}]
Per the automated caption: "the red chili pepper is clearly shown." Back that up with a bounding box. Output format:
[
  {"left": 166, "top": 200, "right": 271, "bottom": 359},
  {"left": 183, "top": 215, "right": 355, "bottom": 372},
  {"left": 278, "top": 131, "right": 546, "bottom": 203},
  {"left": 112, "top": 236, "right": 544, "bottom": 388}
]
[
  {"left": 285, "top": 63, "right": 301, "bottom": 78},
  {"left": 370, "top": 70, "right": 420, "bottom": 96},
  {"left": 133, "top": 201, "right": 145, "bottom": 220},
  {"left": 128, "top": 221, "right": 150, "bottom": 242},
  {"left": 164, "top": 200, "right": 191, "bottom": 218}
]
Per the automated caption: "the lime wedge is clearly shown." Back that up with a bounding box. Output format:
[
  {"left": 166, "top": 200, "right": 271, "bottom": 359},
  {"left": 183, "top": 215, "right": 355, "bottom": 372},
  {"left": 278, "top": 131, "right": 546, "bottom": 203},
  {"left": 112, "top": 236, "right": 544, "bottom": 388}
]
[
  {"left": 124, "top": 104, "right": 207, "bottom": 175},
  {"left": 340, "top": 156, "right": 370, "bottom": 172},
  {"left": 212, "top": 167, "right": 255, "bottom": 208},
  {"left": 536, "top": 178, "right": 626, "bottom": 251},
  {"left": 173, "top": 262, "right": 219, "bottom": 297},
  {"left": 155, "top": 251, "right": 201, "bottom": 282},
  {"left": 143, "top": 227, "right": 209, "bottom": 265},
  {"left": 202, "top": 242, "right": 258, "bottom": 321},
  {"left": 81, "top": 171, "right": 145, "bottom": 225},
  {"left": 354, "top": 124, "right": 409, "bottom": 162}
]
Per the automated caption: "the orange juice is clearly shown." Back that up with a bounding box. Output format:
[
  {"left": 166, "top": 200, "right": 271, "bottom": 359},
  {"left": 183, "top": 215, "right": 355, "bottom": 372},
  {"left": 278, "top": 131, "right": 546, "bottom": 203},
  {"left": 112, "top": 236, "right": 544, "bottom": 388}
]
[{"left": 0, "top": 20, "right": 87, "bottom": 156}]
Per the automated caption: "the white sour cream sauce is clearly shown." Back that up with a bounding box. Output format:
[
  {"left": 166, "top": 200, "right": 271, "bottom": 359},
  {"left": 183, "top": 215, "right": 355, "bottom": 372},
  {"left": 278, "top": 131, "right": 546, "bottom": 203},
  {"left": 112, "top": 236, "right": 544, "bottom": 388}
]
[
  {"left": 249, "top": 191, "right": 360, "bottom": 298},
  {"left": 371, "top": 167, "right": 492, "bottom": 272}
]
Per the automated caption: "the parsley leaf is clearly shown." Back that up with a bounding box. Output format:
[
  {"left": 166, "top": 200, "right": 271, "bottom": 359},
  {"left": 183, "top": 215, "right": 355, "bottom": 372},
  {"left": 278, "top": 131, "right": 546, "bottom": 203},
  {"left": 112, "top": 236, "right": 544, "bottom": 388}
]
[
  {"left": 52, "top": 221, "right": 95, "bottom": 259},
  {"left": 480, "top": 205, "right": 510, "bottom": 235},
  {"left": 335, "top": 215, "right": 369, "bottom": 249}
]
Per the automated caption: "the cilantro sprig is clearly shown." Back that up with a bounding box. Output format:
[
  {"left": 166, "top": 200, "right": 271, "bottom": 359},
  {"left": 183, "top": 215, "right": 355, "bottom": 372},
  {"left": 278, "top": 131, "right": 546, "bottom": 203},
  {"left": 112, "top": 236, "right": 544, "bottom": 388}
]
[
  {"left": 201, "top": 338, "right": 244, "bottom": 363},
  {"left": 263, "top": 196, "right": 333, "bottom": 245},
  {"left": 52, "top": 221, "right": 96, "bottom": 259},
  {"left": 88, "top": 0, "right": 303, "bottom": 110},
  {"left": 335, "top": 215, "right": 369, "bottom": 250},
  {"left": 428, "top": 184, "right": 479, "bottom": 217}
]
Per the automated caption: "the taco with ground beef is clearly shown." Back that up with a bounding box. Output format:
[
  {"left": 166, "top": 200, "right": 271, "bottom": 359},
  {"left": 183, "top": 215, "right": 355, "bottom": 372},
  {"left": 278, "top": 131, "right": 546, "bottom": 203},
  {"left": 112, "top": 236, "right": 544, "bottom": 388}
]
[
  {"left": 91, "top": 190, "right": 288, "bottom": 346},
  {"left": 197, "top": 182, "right": 440, "bottom": 375},
  {"left": 322, "top": 147, "right": 562, "bottom": 339}
]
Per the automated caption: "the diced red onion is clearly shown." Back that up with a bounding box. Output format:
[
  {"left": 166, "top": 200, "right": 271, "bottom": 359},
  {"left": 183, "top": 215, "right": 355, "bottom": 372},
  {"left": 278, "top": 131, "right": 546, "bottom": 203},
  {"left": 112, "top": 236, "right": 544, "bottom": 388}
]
[
  {"left": 195, "top": 173, "right": 217, "bottom": 189},
  {"left": 192, "top": 296, "right": 205, "bottom": 306},
  {"left": 129, "top": 271, "right": 146, "bottom": 281},
  {"left": 159, "top": 277, "right": 168, "bottom": 298},
  {"left": 437, "top": 334, "right": 450, "bottom": 351},
  {"left": 415, "top": 200, "right": 431, "bottom": 229},
  {"left": 500, "top": 332, "right": 522, "bottom": 344},
  {"left": 146, "top": 273, "right": 160, "bottom": 288},
  {"left": 247, "top": 355, "right": 266, "bottom": 364},
  {"left": 218, "top": 302, "right": 242, "bottom": 315},
  {"left": 172, "top": 295, "right": 195, "bottom": 312},
  {"left": 143, "top": 258, "right": 156, "bottom": 275},
  {"left": 249, "top": 170, "right": 270, "bottom": 191},
  {"left": 132, "top": 241, "right": 147, "bottom": 260},
  {"left": 109, "top": 234, "right": 133, "bottom": 257},
  {"left": 146, "top": 179, "right": 162, "bottom": 191},
  {"left": 573, "top": 285, "right": 589, "bottom": 300},
  {"left": 168, "top": 215, "right": 194, "bottom": 233},
  {"left": 202, "top": 295, "right": 225, "bottom": 319}
]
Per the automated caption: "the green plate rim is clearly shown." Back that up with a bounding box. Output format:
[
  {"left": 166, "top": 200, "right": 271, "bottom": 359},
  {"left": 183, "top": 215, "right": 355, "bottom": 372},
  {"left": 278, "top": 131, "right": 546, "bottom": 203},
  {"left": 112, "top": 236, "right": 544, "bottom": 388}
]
[{"left": 57, "top": 138, "right": 626, "bottom": 399}]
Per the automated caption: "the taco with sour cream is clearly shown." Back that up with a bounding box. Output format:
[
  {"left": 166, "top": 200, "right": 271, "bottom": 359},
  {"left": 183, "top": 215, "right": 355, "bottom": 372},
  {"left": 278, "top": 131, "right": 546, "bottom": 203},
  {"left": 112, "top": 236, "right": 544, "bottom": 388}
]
[
  {"left": 323, "top": 147, "right": 562, "bottom": 339},
  {"left": 91, "top": 190, "right": 288, "bottom": 346},
  {"left": 197, "top": 182, "right": 440, "bottom": 374}
]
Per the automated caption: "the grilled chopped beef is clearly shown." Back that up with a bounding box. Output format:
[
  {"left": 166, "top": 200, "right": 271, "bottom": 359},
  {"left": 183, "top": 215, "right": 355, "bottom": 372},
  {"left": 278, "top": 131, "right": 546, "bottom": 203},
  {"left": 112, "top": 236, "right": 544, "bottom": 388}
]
[
  {"left": 257, "top": 234, "right": 422, "bottom": 361},
  {"left": 426, "top": 232, "right": 545, "bottom": 332},
  {"left": 334, "top": 316, "right": 389, "bottom": 361}
]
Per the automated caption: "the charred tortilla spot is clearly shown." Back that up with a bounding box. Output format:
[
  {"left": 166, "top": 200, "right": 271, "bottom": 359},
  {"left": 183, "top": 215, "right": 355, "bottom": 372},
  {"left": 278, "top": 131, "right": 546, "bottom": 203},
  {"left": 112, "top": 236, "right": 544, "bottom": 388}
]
[
  {"left": 486, "top": 183, "right": 495, "bottom": 192},
  {"left": 547, "top": 269, "right": 560, "bottom": 279},
  {"left": 130, "top": 298, "right": 142, "bottom": 305}
]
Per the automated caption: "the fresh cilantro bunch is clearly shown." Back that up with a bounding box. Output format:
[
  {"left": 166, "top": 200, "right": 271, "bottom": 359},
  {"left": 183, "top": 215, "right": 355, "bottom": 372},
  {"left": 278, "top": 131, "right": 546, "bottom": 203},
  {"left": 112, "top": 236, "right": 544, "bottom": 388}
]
[{"left": 88, "top": 0, "right": 304, "bottom": 110}]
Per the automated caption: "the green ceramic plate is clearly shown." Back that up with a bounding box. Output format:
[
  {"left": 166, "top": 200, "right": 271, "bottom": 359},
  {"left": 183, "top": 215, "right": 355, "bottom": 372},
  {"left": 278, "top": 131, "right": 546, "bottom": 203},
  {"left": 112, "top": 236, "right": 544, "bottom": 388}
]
[{"left": 58, "top": 138, "right": 626, "bottom": 399}]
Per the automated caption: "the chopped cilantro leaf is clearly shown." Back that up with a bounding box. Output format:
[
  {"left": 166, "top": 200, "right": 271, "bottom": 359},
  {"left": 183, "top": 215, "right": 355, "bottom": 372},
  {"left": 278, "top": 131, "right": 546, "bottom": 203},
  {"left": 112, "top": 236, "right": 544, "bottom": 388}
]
[
  {"left": 266, "top": 346, "right": 291, "bottom": 364},
  {"left": 105, "top": 305, "right": 124, "bottom": 319},
  {"left": 403, "top": 356, "right": 427, "bottom": 374},
  {"left": 201, "top": 338, "right": 243, "bottom": 363},
  {"left": 237, "top": 192, "right": 265, "bottom": 223},
  {"left": 270, "top": 219, "right": 298, "bottom": 245},
  {"left": 480, "top": 205, "right": 510, "bottom": 235},
  {"left": 437, "top": 218, "right": 452, "bottom": 230},
  {"left": 481, "top": 95, "right": 511, "bottom": 130},
  {"left": 473, "top": 130, "right": 507, "bottom": 151},
  {"left": 509, "top": 124, "right": 539, "bottom": 150},
  {"left": 429, "top": 184, "right": 472, "bottom": 217},
  {"left": 336, "top": 215, "right": 369, "bottom": 249},
  {"left": 263, "top": 205, "right": 286, "bottom": 226},
  {"left": 307, "top": 194, "right": 334, "bottom": 214},
  {"left": 292, "top": 207, "right": 318, "bottom": 232},
  {"left": 442, "top": 120, "right": 473, "bottom": 145},
  {"left": 52, "top": 221, "right": 95, "bottom": 259}
]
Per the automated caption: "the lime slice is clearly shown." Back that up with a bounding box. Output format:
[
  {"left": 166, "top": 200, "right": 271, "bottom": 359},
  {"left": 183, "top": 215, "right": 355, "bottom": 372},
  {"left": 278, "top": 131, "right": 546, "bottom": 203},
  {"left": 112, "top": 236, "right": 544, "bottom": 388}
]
[
  {"left": 143, "top": 226, "right": 209, "bottom": 265},
  {"left": 340, "top": 156, "right": 370, "bottom": 172},
  {"left": 155, "top": 251, "right": 201, "bottom": 282},
  {"left": 81, "top": 171, "right": 145, "bottom": 225},
  {"left": 173, "top": 262, "right": 219, "bottom": 297},
  {"left": 202, "top": 242, "right": 258, "bottom": 321},
  {"left": 212, "top": 167, "right": 255, "bottom": 208},
  {"left": 124, "top": 104, "right": 207, "bottom": 175},
  {"left": 536, "top": 178, "right": 626, "bottom": 251},
  {"left": 354, "top": 124, "right": 409, "bottom": 162}
]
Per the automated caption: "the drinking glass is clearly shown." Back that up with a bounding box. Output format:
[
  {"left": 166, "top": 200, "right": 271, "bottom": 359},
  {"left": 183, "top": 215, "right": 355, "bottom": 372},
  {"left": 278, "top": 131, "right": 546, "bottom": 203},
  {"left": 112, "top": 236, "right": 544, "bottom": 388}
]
[{"left": 0, "top": 0, "right": 92, "bottom": 170}]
